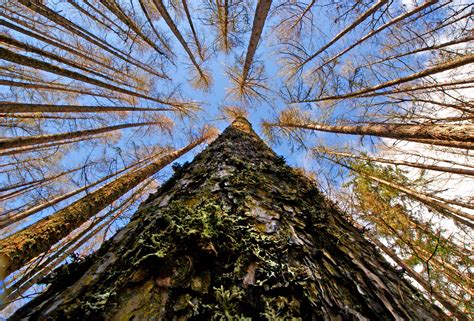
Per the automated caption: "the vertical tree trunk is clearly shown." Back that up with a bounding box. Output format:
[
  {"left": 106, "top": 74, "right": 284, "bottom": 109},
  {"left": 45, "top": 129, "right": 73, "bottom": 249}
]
[
  {"left": 241, "top": 0, "right": 272, "bottom": 83},
  {"left": 9, "top": 118, "right": 447, "bottom": 320}
]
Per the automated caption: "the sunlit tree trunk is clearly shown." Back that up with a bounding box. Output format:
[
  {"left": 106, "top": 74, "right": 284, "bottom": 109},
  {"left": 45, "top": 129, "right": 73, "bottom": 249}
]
[
  {"left": 0, "top": 102, "right": 171, "bottom": 113},
  {"left": 315, "top": 148, "right": 474, "bottom": 176},
  {"left": 301, "top": 54, "right": 474, "bottom": 102},
  {"left": 151, "top": 0, "right": 211, "bottom": 89},
  {"left": 182, "top": 0, "right": 204, "bottom": 60},
  {"left": 0, "top": 133, "right": 211, "bottom": 278},
  {"left": 16, "top": 0, "right": 167, "bottom": 78},
  {"left": 364, "top": 231, "right": 465, "bottom": 319},
  {"left": 0, "top": 121, "right": 161, "bottom": 150},
  {"left": 9, "top": 118, "right": 447, "bottom": 320},
  {"left": 268, "top": 120, "right": 474, "bottom": 146},
  {"left": 241, "top": 0, "right": 272, "bottom": 83}
]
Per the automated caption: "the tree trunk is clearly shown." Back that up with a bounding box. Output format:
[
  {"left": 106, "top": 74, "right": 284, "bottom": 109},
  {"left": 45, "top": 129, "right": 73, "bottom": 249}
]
[
  {"left": 0, "top": 102, "right": 171, "bottom": 113},
  {"left": 9, "top": 117, "right": 447, "bottom": 320},
  {"left": 0, "top": 47, "right": 175, "bottom": 106},
  {"left": 304, "top": 54, "right": 474, "bottom": 102},
  {"left": 296, "top": 0, "right": 389, "bottom": 73},
  {"left": 313, "top": 0, "right": 438, "bottom": 73},
  {"left": 0, "top": 135, "right": 209, "bottom": 278},
  {"left": 269, "top": 121, "right": 474, "bottom": 144},
  {"left": 316, "top": 149, "right": 474, "bottom": 176},
  {"left": 17, "top": 0, "right": 168, "bottom": 78},
  {"left": 0, "top": 121, "right": 159, "bottom": 150},
  {"left": 364, "top": 232, "right": 466, "bottom": 320},
  {"left": 241, "top": 0, "right": 272, "bottom": 82},
  {"left": 182, "top": 0, "right": 204, "bottom": 60}
]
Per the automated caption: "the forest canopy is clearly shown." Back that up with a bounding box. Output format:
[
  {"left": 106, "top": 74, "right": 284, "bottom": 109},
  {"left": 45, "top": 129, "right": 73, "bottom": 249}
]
[{"left": 0, "top": 0, "right": 472, "bottom": 317}]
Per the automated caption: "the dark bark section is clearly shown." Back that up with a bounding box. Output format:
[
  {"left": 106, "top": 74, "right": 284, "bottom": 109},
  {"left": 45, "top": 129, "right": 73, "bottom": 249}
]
[{"left": 11, "top": 118, "right": 447, "bottom": 320}]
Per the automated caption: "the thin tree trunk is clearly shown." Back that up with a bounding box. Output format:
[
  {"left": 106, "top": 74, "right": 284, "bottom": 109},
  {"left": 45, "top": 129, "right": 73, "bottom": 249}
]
[
  {"left": 0, "top": 136, "right": 96, "bottom": 157},
  {"left": 151, "top": 0, "right": 210, "bottom": 87},
  {"left": 3, "top": 180, "right": 152, "bottom": 306},
  {"left": 182, "top": 0, "right": 204, "bottom": 60},
  {"left": 0, "top": 162, "right": 95, "bottom": 193},
  {"left": 0, "top": 156, "right": 151, "bottom": 229},
  {"left": 136, "top": 0, "right": 174, "bottom": 56},
  {"left": 330, "top": 159, "right": 474, "bottom": 227},
  {"left": 302, "top": 54, "right": 474, "bottom": 102},
  {"left": 0, "top": 47, "right": 179, "bottom": 107},
  {"left": 365, "top": 231, "right": 466, "bottom": 320},
  {"left": 0, "top": 121, "right": 160, "bottom": 150},
  {"left": 313, "top": 0, "right": 439, "bottom": 72},
  {"left": 0, "top": 114, "right": 94, "bottom": 120},
  {"left": 0, "top": 133, "right": 212, "bottom": 278},
  {"left": 268, "top": 121, "right": 474, "bottom": 144},
  {"left": 0, "top": 79, "right": 127, "bottom": 100},
  {"left": 0, "top": 34, "right": 133, "bottom": 89},
  {"left": 316, "top": 149, "right": 474, "bottom": 176},
  {"left": 97, "top": 0, "right": 168, "bottom": 57},
  {"left": 295, "top": 0, "right": 389, "bottom": 73},
  {"left": 359, "top": 36, "right": 473, "bottom": 70},
  {"left": 0, "top": 18, "right": 130, "bottom": 83},
  {"left": 0, "top": 102, "right": 171, "bottom": 113},
  {"left": 241, "top": 0, "right": 272, "bottom": 83},
  {"left": 17, "top": 0, "right": 168, "bottom": 78}
]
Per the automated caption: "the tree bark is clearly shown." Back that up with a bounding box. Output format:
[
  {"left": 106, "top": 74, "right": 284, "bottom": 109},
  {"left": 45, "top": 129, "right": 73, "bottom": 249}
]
[
  {"left": 296, "top": 0, "right": 389, "bottom": 73},
  {"left": 0, "top": 102, "right": 171, "bottom": 113},
  {"left": 0, "top": 135, "right": 209, "bottom": 278},
  {"left": 303, "top": 54, "right": 474, "bottom": 102},
  {"left": 316, "top": 149, "right": 474, "bottom": 176},
  {"left": 241, "top": 0, "right": 272, "bottom": 82},
  {"left": 0, "top": 121, "right": 160, "bottom": 150},
  {"left": 270, "top": 121, "right": 474, "bottom": 144},
  {"left": 9, "top": 117, "right": 447, "bottom": 320}
]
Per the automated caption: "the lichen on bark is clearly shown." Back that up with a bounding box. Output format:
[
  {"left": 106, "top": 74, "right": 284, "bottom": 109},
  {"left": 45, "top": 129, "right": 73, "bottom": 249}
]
[{"left": 10, "top": 117, "right": 447, "bottom": 320}]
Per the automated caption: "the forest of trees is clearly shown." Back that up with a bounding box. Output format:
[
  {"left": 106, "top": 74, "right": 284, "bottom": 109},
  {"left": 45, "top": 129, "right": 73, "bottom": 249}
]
[{"left": 0, "top": 0, "right": 472, "bottom": 318}]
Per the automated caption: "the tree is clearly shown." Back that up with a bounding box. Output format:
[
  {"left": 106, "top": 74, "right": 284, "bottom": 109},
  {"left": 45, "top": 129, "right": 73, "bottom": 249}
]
[
  {"left": 8, "top": 118, "right": 447, "bottom": 320},
  {"left": 344, "top": 162, "right": 472, "bottom": 316},
  {"left": 0, "top": 128, "right": 216, "bottom": 278}
]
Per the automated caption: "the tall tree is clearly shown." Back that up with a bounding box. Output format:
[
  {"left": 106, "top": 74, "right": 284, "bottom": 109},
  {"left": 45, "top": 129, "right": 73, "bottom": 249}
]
[
  {"left": 7, "top": 118, "right": 447, "bottom": 319},
  {"left": 0, "top": 120, "right": 169, "bottom": 151},
  {"left": 151, "top": 0, "right": 212, "bottom": 89},
  {"left": 264, "top": 108, "right": 474, "bottom": 149},
  {"left": 0, "top": 128, "right": 216, "bottom": 278}
]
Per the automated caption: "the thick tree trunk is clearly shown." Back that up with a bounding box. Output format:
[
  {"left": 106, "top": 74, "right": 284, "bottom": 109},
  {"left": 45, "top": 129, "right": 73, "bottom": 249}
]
[{"left": 9, "top": 118, "right": 447, "bottom": 320}]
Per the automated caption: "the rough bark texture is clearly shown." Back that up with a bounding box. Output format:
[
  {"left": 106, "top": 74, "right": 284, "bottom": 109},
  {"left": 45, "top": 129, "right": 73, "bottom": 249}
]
[{"left": 10, "top": 118, "right": 447, "bottom": 320}]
